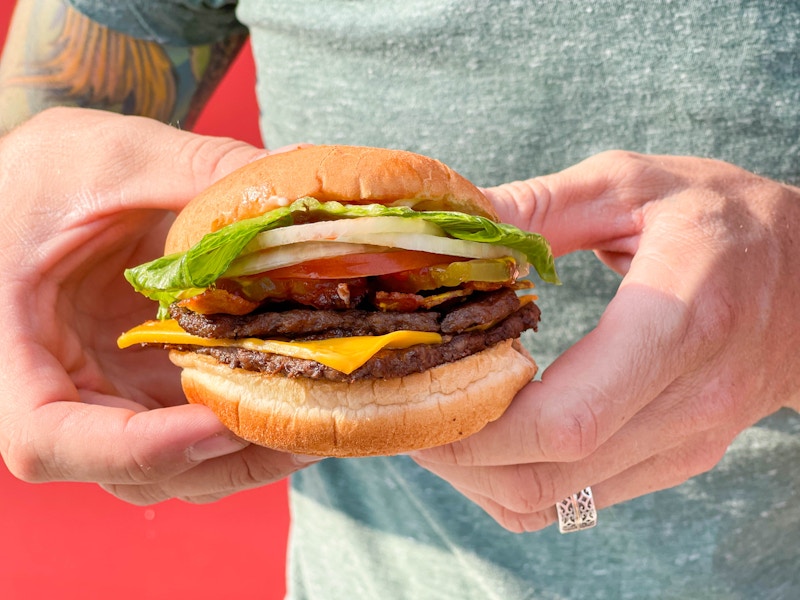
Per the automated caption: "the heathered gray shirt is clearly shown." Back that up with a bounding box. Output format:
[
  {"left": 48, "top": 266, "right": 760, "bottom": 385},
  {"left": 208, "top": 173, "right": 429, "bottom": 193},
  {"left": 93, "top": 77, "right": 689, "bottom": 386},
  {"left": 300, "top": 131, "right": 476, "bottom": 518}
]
[{"left": 68, "top": 1, "right": 800, "bottom": 598}]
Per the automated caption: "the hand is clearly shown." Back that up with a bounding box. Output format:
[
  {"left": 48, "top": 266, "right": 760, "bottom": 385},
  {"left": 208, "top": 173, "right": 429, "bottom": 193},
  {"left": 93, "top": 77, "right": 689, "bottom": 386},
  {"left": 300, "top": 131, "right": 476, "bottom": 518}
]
[
  {"left": 0, "top": 108, "right": 319, "bottom": 505},
  {"left": 411, "top": 150, "right": 800, "bottom": 532}
]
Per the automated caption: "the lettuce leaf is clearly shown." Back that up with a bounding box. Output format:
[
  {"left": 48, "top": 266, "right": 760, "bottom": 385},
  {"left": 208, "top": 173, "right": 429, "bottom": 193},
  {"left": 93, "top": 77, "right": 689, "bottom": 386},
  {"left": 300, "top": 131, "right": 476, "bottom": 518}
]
[{"left": 125, "top": 197, "right": 559, "bottom": 316}]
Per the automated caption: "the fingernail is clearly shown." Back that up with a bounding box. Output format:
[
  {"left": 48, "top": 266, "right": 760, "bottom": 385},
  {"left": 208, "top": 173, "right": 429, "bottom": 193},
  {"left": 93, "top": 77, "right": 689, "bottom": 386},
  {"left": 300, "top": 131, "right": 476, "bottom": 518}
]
[
  {"left": 186, "top": 432, "right": 249, "bottom": 463},
  {"left": 293, "top": 453, "right": 325, "bottom": 466},
  {"left": 270, "top": 143, "right": 313, "bottom": 155},
  {"left": 247, "top": 150, "right": 270, "bottom": 163}
]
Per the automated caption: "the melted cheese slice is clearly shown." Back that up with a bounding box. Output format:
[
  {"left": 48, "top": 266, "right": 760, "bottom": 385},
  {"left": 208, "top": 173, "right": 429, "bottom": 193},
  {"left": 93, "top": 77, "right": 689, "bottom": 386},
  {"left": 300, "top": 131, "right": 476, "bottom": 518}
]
[{"left": 117, "top": 319, "right": 442, "bottom": 375}]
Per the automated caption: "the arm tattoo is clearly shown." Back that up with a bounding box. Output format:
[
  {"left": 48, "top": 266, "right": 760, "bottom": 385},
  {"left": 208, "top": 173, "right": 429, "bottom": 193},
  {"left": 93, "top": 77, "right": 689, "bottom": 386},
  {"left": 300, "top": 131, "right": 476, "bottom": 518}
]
[{"left": 0, "top": 0, "right": 247, "bottom": 130}]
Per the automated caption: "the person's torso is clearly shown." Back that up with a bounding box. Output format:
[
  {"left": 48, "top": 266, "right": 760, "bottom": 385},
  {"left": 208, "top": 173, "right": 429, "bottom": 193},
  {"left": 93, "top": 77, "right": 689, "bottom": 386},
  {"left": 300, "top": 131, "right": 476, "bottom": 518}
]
[{"left": 235, "top": 2, "right": 800, "bottom": 598}]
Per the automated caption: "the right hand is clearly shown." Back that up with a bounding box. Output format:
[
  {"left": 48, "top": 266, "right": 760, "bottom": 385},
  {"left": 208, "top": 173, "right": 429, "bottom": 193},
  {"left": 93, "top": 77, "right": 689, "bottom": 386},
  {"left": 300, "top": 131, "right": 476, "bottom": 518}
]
[{"left": 0, "top": 108, "right": 320, "bottom": 505}]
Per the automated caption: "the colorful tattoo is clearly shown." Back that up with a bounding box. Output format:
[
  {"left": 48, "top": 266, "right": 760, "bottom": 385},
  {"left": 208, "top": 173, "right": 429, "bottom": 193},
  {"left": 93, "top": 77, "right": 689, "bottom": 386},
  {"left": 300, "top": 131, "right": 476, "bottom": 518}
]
[{"left": 0, "top": 0, "right": 247, "bottom": 129}]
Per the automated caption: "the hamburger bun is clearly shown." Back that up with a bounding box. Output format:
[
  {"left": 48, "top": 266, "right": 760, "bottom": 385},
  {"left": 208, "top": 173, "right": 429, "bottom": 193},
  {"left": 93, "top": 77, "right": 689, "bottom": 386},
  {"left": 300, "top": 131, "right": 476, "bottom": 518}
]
[
  {"left": 166, "top": 145, "right": 499, "bottom": 253},
  {"left": 170, "top": 339, "right": 536, "bottom": 457}
]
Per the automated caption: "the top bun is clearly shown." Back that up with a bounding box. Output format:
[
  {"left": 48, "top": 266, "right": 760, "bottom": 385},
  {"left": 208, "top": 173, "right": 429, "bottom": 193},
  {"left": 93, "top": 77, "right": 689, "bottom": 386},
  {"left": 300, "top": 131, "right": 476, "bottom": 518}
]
[{"left": 166, "top": 145, "right": 497, "bottom": 253}]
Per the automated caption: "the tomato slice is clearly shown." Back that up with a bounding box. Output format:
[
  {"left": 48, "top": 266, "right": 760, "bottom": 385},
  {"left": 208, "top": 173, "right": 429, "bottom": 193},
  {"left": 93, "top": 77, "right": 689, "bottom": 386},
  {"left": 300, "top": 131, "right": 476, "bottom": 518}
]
[{"left": 262, "top": 251, "right": 461, "bottom": 279}]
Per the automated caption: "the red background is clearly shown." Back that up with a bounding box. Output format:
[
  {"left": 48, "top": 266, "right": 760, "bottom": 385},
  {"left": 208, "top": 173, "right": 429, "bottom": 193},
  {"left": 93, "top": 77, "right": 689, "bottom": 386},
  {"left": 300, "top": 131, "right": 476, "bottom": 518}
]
[{"left": 0, "top": 3, "right": 290, "bottom": 599}]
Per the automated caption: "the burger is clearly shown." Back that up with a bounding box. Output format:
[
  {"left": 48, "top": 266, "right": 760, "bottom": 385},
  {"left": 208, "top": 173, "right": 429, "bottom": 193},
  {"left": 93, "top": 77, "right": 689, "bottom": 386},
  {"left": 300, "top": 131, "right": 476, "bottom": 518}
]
[{"left": 118, "top": 145, "right": 558, "bottom": 457}]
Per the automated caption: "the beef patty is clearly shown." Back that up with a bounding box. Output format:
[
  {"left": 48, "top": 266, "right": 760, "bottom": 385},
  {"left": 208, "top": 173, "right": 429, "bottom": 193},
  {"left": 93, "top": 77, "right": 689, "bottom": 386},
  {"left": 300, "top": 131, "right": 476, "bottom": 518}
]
[
  {"left": 167, "top": 299, "right": 541, "bottom": 382},
  {"left": 170, "top": 288, "right": 524, "bottom": 339}
]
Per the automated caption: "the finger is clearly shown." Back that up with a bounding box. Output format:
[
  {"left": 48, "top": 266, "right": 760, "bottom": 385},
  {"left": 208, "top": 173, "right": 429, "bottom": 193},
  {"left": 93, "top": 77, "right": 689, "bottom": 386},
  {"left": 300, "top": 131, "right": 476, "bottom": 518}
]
[
  {"left": 1, "top": 297, "right": 247, "bottom": 485},
  {"left": 102, "top": 446, "right": 323, "bottom": 505},
  {"left": 448, "top": 483, "right": 557, "bottom": 534},
  {"left": 462, "top": 427, "right": 733, "bottom": 534},
  {"left": 413, "top": 370, "right": 732, "bottom": 514},
  {"left": 482, "top": 150, "right": 671, "bottom": 256},
  {"left": 586, "top": 426, "right": 733, "bottom": 509},
  {"left": 2, "top": 397, "right": 249, "bottom": 485},
  {"left": 417, "top": 279, "right": 695, "bottom": 467},
  {"left": 270, "top": 142, "right": 314, "bottom": 154},
  {"left": 0, "top": 107, "right": 269, "bottom": 216}
]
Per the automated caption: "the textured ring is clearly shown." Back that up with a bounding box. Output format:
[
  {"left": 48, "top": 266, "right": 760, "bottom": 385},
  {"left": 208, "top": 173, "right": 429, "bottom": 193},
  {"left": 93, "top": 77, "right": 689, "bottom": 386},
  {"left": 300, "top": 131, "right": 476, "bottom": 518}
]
[{"left": 556, "top": 487, "right": 598, "bottom": 534}]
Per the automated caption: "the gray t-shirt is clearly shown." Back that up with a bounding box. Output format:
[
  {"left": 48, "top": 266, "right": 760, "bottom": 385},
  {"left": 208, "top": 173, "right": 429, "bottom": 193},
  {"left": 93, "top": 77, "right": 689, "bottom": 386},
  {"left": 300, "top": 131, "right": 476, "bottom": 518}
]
[{"left": 67, "top": 1, "right": 800, "bottom": 598}]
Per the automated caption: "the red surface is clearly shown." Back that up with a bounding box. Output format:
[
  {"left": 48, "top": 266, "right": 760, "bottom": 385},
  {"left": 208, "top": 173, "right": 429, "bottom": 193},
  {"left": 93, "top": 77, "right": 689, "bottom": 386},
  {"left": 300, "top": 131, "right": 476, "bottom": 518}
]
[{"left": 0, "top": 3, "right": 290, "bottom": 599}]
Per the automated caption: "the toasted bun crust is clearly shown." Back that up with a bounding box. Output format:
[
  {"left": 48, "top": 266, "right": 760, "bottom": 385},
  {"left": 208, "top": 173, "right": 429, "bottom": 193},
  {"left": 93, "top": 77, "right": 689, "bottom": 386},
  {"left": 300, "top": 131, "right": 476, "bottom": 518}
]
[
  {"left": 166, "top": 145, "right": 498, "bottom": 253},
  {"left": 169, "top": 340, "right": 537, "bottom": 457}
]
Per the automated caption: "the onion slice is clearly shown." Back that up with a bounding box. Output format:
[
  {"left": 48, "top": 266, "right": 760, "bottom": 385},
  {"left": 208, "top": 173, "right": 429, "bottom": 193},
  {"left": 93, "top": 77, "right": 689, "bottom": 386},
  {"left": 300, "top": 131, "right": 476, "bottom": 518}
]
[
  {"left": 229, "top": 216, "right": 529, "bottom": 278},
  {"left": 245, "top": 216, "right": 445, "bottom": 252},
  {"left": 336, "top": 231, "right": 525, "bottom": 264}
]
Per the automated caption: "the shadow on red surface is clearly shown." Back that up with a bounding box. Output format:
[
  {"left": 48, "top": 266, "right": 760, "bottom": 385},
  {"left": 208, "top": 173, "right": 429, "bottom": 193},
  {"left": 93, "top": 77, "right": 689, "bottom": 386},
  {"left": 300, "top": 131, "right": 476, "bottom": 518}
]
[{"left": 0, "top": 3, "right": 290, "bottom": 599}]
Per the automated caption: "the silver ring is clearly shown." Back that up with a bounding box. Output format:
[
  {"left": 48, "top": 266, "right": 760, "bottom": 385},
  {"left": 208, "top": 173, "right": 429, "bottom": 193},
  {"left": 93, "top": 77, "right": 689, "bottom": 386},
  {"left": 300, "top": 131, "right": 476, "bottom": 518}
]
[{"left": 556, "top": 486, "right": 597, "bottom": 534}]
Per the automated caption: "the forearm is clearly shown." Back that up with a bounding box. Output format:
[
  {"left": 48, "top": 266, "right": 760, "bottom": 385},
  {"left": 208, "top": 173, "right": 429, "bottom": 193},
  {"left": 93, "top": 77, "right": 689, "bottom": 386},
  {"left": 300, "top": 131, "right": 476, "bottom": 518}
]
[{"left": 0, "top": 0, "right": 246, "bottom": 134}]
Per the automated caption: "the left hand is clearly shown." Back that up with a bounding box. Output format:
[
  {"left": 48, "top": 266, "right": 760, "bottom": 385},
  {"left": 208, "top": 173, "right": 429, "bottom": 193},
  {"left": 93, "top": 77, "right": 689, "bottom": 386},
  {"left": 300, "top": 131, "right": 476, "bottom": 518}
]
[{"left": 411, "top": 150, "right": 800, "bottom": 532}]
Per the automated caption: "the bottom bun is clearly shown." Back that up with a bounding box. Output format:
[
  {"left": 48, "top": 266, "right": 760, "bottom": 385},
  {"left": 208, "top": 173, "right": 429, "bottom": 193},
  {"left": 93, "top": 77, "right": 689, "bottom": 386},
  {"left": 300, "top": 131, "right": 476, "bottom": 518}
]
[{"left": 169, "top": 339, "right": 538, "bottom": 457}]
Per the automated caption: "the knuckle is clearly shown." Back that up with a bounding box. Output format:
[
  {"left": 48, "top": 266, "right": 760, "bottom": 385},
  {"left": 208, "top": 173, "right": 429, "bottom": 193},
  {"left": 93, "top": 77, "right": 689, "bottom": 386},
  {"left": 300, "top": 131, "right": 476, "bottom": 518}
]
[
  {"left": 3, "top": 444, "right": 50, "bottom": 483},
  {"left": 224, "top": 450, "right": 294, "bottom": 491},
  {"left": 7, "top": 107, "right": 73, "bottom": 140},
  {"left": 518, "top": 511, "right": 555, "bottom": 534},
  {"left": 494, "top": 505, "right": 553, "bottom": 534},
  {"left": 470, "top": 493, "right": 529, "bottom": 534},
  {"left": 118, "top": 440, "right": 178, "bottom": 486},
  {"left": 500, "top": 490, "right": 540, "bottom": 517},
  {"left": 495, "top": 510, "right": 528, "bottom": 534},
  {"left": 2, "top": 424, "right": 57, "bottom": 483},
  {"left": 100, "top": 483, "right": 168, "bottom": 506},
  {"left": 537, "top": 400, "right": 601, "bottom": 462},
  {"left": 594, "top": 150, "right": 672, "bottom": 198},
  {"left": 3, "top": 109, "right": 138, "bottom": 193},
  {"left": 435, "top": 439, "right": 478, "bottom": 467},
  {"left": 689, "top": 436, "right": 730, "bottom": 476},
  {"left": 116, "top": 415, "right": 195, "bottom": 486},
  {"left": 498, "top": 465, "right": 553, "bottom": 514},
  {"left": 121, "top": 456, "right": 163, "bottom": 485},
  {"left": 226, "top": 458, "right": 263, "bottom": 490},
  {"left": 177, "top": 135, "right": 254, "bottom": 185},
  {"left": 509, "top": 177, "right": 553, "bottom": 235}
]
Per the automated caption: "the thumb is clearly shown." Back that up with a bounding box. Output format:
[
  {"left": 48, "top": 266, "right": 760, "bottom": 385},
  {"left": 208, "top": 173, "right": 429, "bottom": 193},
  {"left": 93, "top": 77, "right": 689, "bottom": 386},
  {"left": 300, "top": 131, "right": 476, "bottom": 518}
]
[{"left": 482, "top": 150, "right": 665, "bottom": 258}]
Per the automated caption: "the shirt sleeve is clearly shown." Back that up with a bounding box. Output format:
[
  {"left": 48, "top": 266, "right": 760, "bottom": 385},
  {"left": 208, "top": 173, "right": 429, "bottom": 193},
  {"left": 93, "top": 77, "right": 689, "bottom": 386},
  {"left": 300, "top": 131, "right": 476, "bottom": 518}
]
[{"left": 65, "top": 0, "right": 246, "bottom": 46}]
